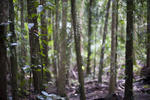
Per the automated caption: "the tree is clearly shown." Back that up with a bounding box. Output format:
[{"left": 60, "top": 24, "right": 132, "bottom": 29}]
[
  {"left": 27, "top": 0, "right": 42, "bottom": 92},
  {"left": 20, "top": 0, "right": 27, "bottom": 67},
  {"left": 40, "top": 0, "right": 51, "bottom": 83},
  {"left": 0, "top": 0, "right": 9, "bottom": 99},
  {"left": 20, "top": 0, "right": 27, "bottom": 94},
  {"left": 57, "top": 0, "right": 68, "bottom": 97},
  {"left": 109, "top": 0, "right": 117, "bottom": 94},
  {"left": 98, "top": 0, "right": 111, "bottom": 83},
  {"left": 40, "top": 0, "right": 48, "bottom": 68},
  {"left": 9, "top": 0, "right": 18, "bottom": 99},
  {"left": 124, "top": 0, "right": 134, "bottom": 99},
  {"left": 87, "top": 0, "right": 93, "bottom": 75},
  {"left": 53, "top": 0, "right": 60, "bottom": 83},
  {"left": 115, "top": 0, "right": 119, "bottom": 87},
  {"left": 71, "top": 0, "right": 86, "bottom": 99},
  {"left": 147, "top": 0, "right": 150, "bottom": 68}
]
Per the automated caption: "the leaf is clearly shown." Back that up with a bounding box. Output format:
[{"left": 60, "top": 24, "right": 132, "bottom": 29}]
[
  {"left": 24, "top": 23, "right": 29, "bottom": 32},
  {"left": 31, "top": 13, "right": 37, "bottom": 18},
  {"left": 48, "top": 40, "right": 53, "bottom": 46},
  {"left": 39, "top": 33, "right": 48, "bottom": 37},
  {"left": 37, "top": 5, "right": 43, "bottom": 13},
  {"left": 37, "top": 95, "right": 44, "bottom": 100},
  {"left": 46, "top": 1, "right": 53, "bottom": 6},
  {"left": 7, "top": 33, "right": 12, "bottom": 37},
  {"left": 41, "top": 91, "right": 49, "bottom": 97},
  {"left": 8, "top": 96, "right": 12, "bottom": 100},
  {"left": 11, "top": 43, "right": 18, "bottom": 46},
  {"left": 46, "top": 97, "right": 52, "bottom": 100},
  {"left": 82, "top": 66, "right": 85, "bottom": 71},
  {"left": 22, "top": 65, "right": 31, "bottom": 73},
  {"left": 40, "top": 51, "right": 46, "bottom": 57},
  {"left": 28, "top": 23, "right": 34, "bottom": 29}
]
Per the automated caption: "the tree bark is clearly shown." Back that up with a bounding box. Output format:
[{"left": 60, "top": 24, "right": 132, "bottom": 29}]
[
  {"left": 87, "top": 0, "right": 92, "bottom": 75},
  {"left": 20, "top": 0, "right": 27, "bottom": 94},
  {"left": 147, "top": 0, "right": 150, "bottom": 68},
  {"left": 57, "top": 0, "right": 68, "bottom": 97},
  {"left": 124, "top": 0, "right": 134, "bottom": 99},
  {"left": 0, "top": 0, "right": 9, "bottom": 99},
  {"left": 9, "top": 0, "right": 18, "bottom": 99},
  {"left": 71, "top": 0, "right": 86, "bottom": 99},
  {"left": 40, "top": 0, "right": 48, "bottom": 68},
  {"left": 109, "top": 0, "right": 117, "bottom": 94},
  {"left": 53, "top": 0, "right": 60, "bottom": 85},
  {"left": 20, "top": 0, "right": 27, "bottom": 66},
  {"left": 98, "top": 0, "right": 111, "bottom": 83},
  {"left": 27, "top": 0, "right": 42, "bottom": 93},
  {"left": 115, "top": 0, "right": 119, "bottom": 87}
]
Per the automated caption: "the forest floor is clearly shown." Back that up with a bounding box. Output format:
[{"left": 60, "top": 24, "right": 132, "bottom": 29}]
[
  {"left": 44, "top": 76, "right": 150, "bottom": 100},
  {"left": 20, "top": 67, "right": 150, "bottom": 100}
]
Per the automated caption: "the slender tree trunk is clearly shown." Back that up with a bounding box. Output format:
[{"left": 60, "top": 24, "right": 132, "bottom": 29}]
[
  {"left": 0, "top": 0, "right": 8, "bottom": 99},
  {"left": 27, "top": 0, "right": 42, "bottom": 93},
  {"left": 20, "top": 0, "right": 27, "bottom": 66},
  {"left": 40, "top": 0, "right": 48, "bottom": 68},
  {"left": 66, "top": 26, "right": 73, "bottom": 84},
  {"left": 124, "top": 0, "right": 134, "bottom": 99},
  {"left": 20, "top": 0, "right": 27, "bottom": 94},
  {"left": 40, "top": 0, "right": 50, "bottom": 84},
  {"left": 52, "top": 9, "right": 57, "bottom": 77},
  {"left": 93, "top": 25, "right": 98, "bottom": 79},
  {"left": 9, "top": 0, "right": 18, "bottom": 99},
  {"left": 147, "top": 0, "right": 150, "bottom": 68},
  {"left": 115, "top": 0, "right": 119, "bottom": 87},
  {"left": 53, "top": 0, "right": 60, "bottom": 85},
  {"left": 87, "top": 0, "right": 92, "bottom": 75},
  {"left": 71, "top": 0, "right": 86, "bottom": 99},
  {"left": 98, "top": 0, "right": 111, "bottom": 83},
  {"left": 79, "top": 0, "right": 85, "bottom": 33},
  {"left": 109, "top": 0, "right": 117, "bottom": 94},
  {"left": 57, "top": 0, "right": 68, "bottom": 97}
]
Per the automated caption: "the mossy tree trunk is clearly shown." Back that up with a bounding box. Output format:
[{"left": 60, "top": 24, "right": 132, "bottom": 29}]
[
  {"left": 40, "top": 0, "right": 48, "bottom": 68},
  {"left": 20, "top": 0, "right": 27, "bottom": 94},
  {"left": 27, "top": 0, "right": 42, "bottom": 93},
  {"left": 9, "top": 0, "right": 18, "bottom": 99}
]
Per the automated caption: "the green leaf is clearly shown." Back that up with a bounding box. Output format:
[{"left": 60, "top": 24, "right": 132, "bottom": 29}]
[{"left": 48, "top": 40, "right": 53, "bottom": 46}]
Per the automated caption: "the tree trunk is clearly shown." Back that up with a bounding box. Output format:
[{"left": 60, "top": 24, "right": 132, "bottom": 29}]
[
  {"left": 0, "top": 0, "right": 8, "bottom": 99},
  {"left": 53, "top": 0, "right": 60, "bottom": 85},
  {"left": 147, "top": 0, "right": 150, "bottom": 68},
  {"left": 115, "top": 0, "right": 119, "bottom": 87},
  {"left": 98, "top": 0, "right": 111, "bottom": 83},
  {"left": 52, "top": 9, "right": 57, "bottom": 78},
  {"left": 124, "top": 0, "right": 134, "bottom": 99},
  {"left": 27, "top": 0, "right": 42, "bottom": 93},
  {"left": 109, "top": 0, "right": 117, "bottom": 94},
  {"left": 40, "top": 0, "right": 48, "bottom": 68},
  {"left": 9, "top": 0, "right": 18, "bottom": 99},
  {"left": 57, "top": 0, "right": 68, "bottom": 97},
  {"left": 87, "top": 0, "right": 92, "bottom": 75},
  {"left": 20, "top": 0, "right": 27, "bottom": 94},
  {"left": 71, "top": 0, "right": 86, "bottom": 99},
  {"left": 40, "top": 0, "right": 50, "bottom": 84},
  {"left": 20, "top": 0, "right": 27, "bottom": 66}
]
